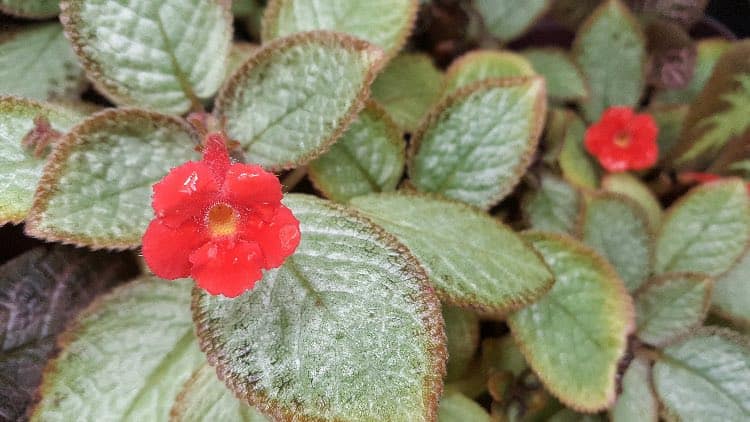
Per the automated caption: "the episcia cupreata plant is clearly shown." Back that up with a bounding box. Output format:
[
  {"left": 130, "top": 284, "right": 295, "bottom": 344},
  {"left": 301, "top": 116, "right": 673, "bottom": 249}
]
[{"left": 1, "top": 0, "right": 749, "bottom": 420}]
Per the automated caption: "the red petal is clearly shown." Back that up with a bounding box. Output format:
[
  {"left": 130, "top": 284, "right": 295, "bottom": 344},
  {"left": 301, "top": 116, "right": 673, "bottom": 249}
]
[
  {"left": 202, "top": 133, "right": 231, "bottom": 179},
  {"left": 240, "top": 205, "right": 301, "bottom": 268},
  {"left": 223, "top": 163, "right": 283, "bottom": 208},
  {"left": 189, "top": 239, "right": 264, "bottom": 298},
  {"left": 153, "top": 161, "right": 219, "bottom": 227},
  {"left": 600, "top": 106, "right": 634, "bottom": 127},
  {"left": 142, "top": 219, "right": 209, "bottom": 280}
]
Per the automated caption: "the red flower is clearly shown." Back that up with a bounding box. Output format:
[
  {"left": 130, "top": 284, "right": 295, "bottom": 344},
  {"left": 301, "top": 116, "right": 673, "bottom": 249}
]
[
  {"left": 680, "top": 172, "right": 750, "bottom": 194},
  {"left": 142, "top": 133, "right": 300, "bottom": 297},
  {"left": 584, "top": 107, "right": 659, "bottom": 172}
]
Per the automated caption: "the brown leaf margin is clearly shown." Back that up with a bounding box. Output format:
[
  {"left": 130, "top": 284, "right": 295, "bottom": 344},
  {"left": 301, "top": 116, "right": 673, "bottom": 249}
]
[
  {"left": 214, "top": 30, "right": 386, "bottom": 172},
  {"left": 407, "top": 76, "right": 547, "bottom": 211},
  {"left": 192, "top": 194, "right": 446, "bottom": 422},
  {"left": 442, "top": 50, "right": 536, "bottom": 95},
  {"left": 25, "top": 108, "right": 199, "bottom": 250},
  {"left": 260, "top": 0, "right": 418, "bottom": 60}
]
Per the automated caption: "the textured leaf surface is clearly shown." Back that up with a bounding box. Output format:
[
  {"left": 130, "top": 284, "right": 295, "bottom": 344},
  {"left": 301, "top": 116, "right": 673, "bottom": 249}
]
[
  {"left": 475, "top": 0, "right": 551, "bottom": 41},
  {"left": 438, "top": 392, "right": 491, "bottom": 422},
  {"left": 582, "top": 193, "right": 653, "bottom": 292},
  {"left": 574, "top": 0, "right": 646, "bottom": 121},
  {"left": 60, "top": 0, "right": 232, "bottom": 114},
  {"left": 351, "top": 193, "right": 553, "bottom": 313},
  {"left": 522, "top": 172, "right": 581, "bottom": 235},
  {"left": 522, "top": 48, "right": 588, "bottom": 101},
  {"left": 216, "top": 32, "right": 384, "bottom": 170},
  {"left": 262, "top": 0, "right": 417, "bottom": 56},
  {"left": 713, "top": 249, "right": 750, "bottom": 326},
  {"left": 610, "top": 357, "right": 658, "bottom": 422},
  {"left": 602, "top": 173, "right": 662, "bottom": 229},
  {"left": 309, "top": 102, "right": 404, "bottom": 202},
  {"left": 0, "top": 24, "right": 85, "bottom": 101},
  {"left": 193, "top": 194, "right": 445, "bottom": 421},
  {"left": 171, "top": 364, "right": 269, "bottom": 422},
  {"left": 653, "top": 328, "right": 750, "bottom": 421},
  {"left": 443, "top": 50, "right": 535, "bottom": 96},
  {"left": 655, "top": 179, "right": 750, "bottom": 276},
  {"left": 635, "top": 274, "right": 712, "bottom": 346},
  {"left": 31, "top": 277, "right": 205, "bottom": 421},
  {"left": 508, "top": 232, "right": 633, "bottom": 411},
  {"left": 651, "top": 104, "right": 688, "bottom": 161},
  {"left": 0, "top": 0, "right": 58, "bottom": 17},
  {"left": 26, "top": 109, "right": 199, "bottom": 249},
  {"left": 443, "top": 306, "right": 480, "bottom": 381},
  {"left": 409, "top": 78, "right": 546, "bottom": 209},
  {"left": 559, "top": 113, "right": 598, "bottom": 188},
  {"left": 0, "top": 246, "right": 135, "bottom": 421},
  {"left": 0, "top": 97, "right": 84, "bottom": 224},
  {"left": 654, "top": 38, "right": 730, "bottom": 105},
  {"left": 371, "top": 53, "right": 443, "bottom": 131}
]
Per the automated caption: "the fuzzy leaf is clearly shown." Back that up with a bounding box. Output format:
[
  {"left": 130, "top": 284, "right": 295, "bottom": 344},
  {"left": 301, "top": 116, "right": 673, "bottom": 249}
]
[
  {"left": 0, "top": 97, "right": 85, "bottom": 225},
  {"left": 0, "top": 0, "right": 58, "bottom": 17},
  {"left": 371, "top": 53, "right": 443, "bottom": 132},
  {"left": 30, "top": 277, "right": 205, "bottom": 421},
  {"left": 60, "top": 0, "right": 232, "bottom": 114},
  {"left": 573, "top": 0, "right": 646, "bottom": 121},
  {"left": 438, "top": 392, "right": 491, "bottom": 422},
  {"left": 522, "top": 172, "right": 581, "bottom": 235},
  {"left": 193, "top": 194, "right": 446, "bottom": 421},
  {"left": 26, "top": 109, "right": 199, "bottom": 249},
  {"left": 522, "top": 48, "right": 588, "bottom": 101},
  {"left": 635, "top": 273, "right": 713, "bottom": 346},
  {"left": 610, "top": 357, "right": 658, "bottom": 422},
  {"left": 508, "top": 232, "right": 633, "bottom": 412},
  {"left": 650, "top": 104, "right": 688, "bottom": 161},
  {"left": 0, "top": 246, "right": 135, "bottom": 421},
  {"left": 215, "top": 32, "right": 384, "bottom": 170},
  {"left": 559, "top": 113, "right": 599, "bottom": 189},
  {"left": 225, "top": 42, "right": 258, "bottom": 80},
  {"left": 261, "top": 0, "right": 417, "bottom": 56},
  {"left": 713, "top": 249, "right": 750, "bottom": 327},
  {"left": 443, "top": 50, "right": 536, "bottom": 96},
  {"left": 475, "top": 0, "right": 551, "bottom": 42},
  {"left": 602, "top": 173, "right": 663, "bottom": 230},
  {"left": 443, "top": 306, "right": 480, "bottom": 381},
  {"left": 351, "top": 193, "right": 553, "bottom": 313},
  {"left": 309, "top": 102, "right": 404, "bottom": 202},
  {"left": 0, "top": 24, "right": 85, "bottom": 101},
  {"left": 409, "top": 77, "right": 546, "bottom": 209},
  {"left": 171, "top": 364, "right": 269, "bottom": 422},
  {"left": 582, "top": 193, "right": 654, "bottom": 292},
  {"left": 655, "top": 179, "right": 750, "bottom": 276},
  {"left": 654, "top": 38, "right": 731, "bottom": 105},
  {"left": 653, "top": 328, "right": 750, "bottom": 421}
]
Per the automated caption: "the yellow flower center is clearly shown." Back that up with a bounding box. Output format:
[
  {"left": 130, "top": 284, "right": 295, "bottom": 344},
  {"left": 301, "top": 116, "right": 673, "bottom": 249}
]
[
  {"left": 207, "top": 203, "right": 238, "bottom": 237},
  {"left": 614, "top": 132, "right": 631, "bottom": 148}
]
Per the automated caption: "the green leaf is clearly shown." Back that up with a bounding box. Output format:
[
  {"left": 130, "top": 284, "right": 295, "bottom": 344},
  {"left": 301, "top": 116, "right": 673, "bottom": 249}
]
[
  {"left": 653, "top": 327, "right": 750, "bottom": 421},
  {"left": 350, "top": 192, "right": 553, "bottom": 313},
  {"left": 30, "top": 277, "right": 205, "bottom": 421},
  {"left": 522, "top": 48, "right": 588, "bottom": 101},
  {"left": 193, "top": 194, "right": 446, "bottom": 421},
  {"left": 712, "top": 249, "right": 750, "bottom": 327},
  {"left": 654, "top": 38, "right": 731, "bottom": 105},
  {"left": 649, "top": 104, "right": 688, "bottom": 161},
  {"left": 672, "top": 41, "right": 750, "bottom": 169},
  {"left": 508, "top": 232, "right": 633, "bottom": 412},
  {"left": 0, "top": 246, "right": 135, "bottom": 421},
  {"left": 225, "top": 42, "right": 258, "bottom": 80},
  {"left": 0, "top": 0, "right": 58, "bottom": 17},
  {"left": 559, "top": 113, "right": 599, "bottom": 189},
  {"left": 409, "top": 77, "right": 546, "bottom": 209},
  {"left": 371, "top": 53, "right": 443, "bottom": 132},
  {"left": 262, "top": 0, "right": 417, "bottom": 56},
  {"left": 443, "top": 50, "right": 536, "bottom": 96},
  {"left": 0, "top": 24, "right": 85, "bottom": 101},
  {"left": 475, "top": 0, "right": 551, "bottom": 42},
  {"left": 549, "top": 0, "right": 601, "bottom": 29},
  {"left": 215, "top": 31, "right": 384, "bottom": 171},
  {"left": 522, "top": 172, "right": 581, "bottom": 235},
  {"left": 582, "top": 193, "right": 654, "bottom": 292},
  {"left": 309, "top": 101, "right": 404, "bottom": 202},
  {"left": 232, "top": 0, "right": 260, "bottom": 18},
  {"left": 60, "top": 0, "right": 232, "bottom": 114},
  {"left": 443, "top": 305, "right": 480, "bottom": 381},
  {"left": 655, "top": 179, "right": 750, "bottom": 276},
  {"left": 635, "top": 273, "right": 713, "bottom": 346},
  {"left": 602, "top": 172, "right": 663, "bottom": 230},
  {"left": 26, "top": 109, "right": 199, "bottom": 249},
  {"left": 549, "top": 408, "right": 603, "bottom": 422},
  {"left": 171, "top": 364, "right": 270, "bottom": 422},
  {"left": 610, "top": 357, "right": 658, "bottom": 422},
  {"left": 573, "top": 0, "right": 646, "bottom": 121},
  {"left": 438, "top": 392, "right": 491, "bottom": 422}
]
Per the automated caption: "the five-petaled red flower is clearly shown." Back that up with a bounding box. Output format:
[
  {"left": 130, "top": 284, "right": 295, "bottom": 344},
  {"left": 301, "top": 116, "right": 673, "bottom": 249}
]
[
  {"left": 142, "top": 132, "right": 300, "bottom": 298},
  {"left": 584, "top": 106, "right": 659, "bottom": 172}
]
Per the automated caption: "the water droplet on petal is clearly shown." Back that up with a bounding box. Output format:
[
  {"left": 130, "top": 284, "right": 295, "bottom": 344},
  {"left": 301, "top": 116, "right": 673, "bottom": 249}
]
[{"left": 179, "top": 171, "right": 200, "bottom": 194}]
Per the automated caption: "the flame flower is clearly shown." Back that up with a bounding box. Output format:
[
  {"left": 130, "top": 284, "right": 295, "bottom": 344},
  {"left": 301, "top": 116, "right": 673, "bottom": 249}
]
[{"left": 584, "top": 106, "right": 659, "bottom": 172}]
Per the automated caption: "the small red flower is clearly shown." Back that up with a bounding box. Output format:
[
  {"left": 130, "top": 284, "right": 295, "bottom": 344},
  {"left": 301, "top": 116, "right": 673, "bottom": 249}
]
[
  {"left": 142, "top": 133, "right": 301, "bottom": 297},
  {"left": 584, "top": 106, "right": 659, "bottom": 172}
]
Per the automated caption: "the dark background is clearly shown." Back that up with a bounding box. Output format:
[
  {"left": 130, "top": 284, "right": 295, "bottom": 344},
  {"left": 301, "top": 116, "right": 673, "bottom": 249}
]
[{"left": 708, "top": 0, "right": 749, "bottom": 36}]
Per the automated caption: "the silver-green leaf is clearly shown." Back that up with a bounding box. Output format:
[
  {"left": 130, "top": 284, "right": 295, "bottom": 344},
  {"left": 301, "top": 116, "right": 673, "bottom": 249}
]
[
  {"left": 522, "top": 173, "right": 581, "bottom": 235},
  {"left": 610, "top": 357, "right": 658, "bottom": 422},
  {"left": 522, "top": 48, "right": 588, "bottom": 101}
]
